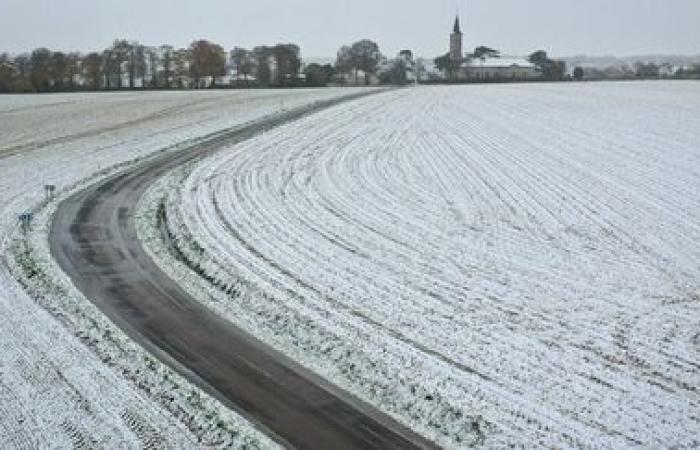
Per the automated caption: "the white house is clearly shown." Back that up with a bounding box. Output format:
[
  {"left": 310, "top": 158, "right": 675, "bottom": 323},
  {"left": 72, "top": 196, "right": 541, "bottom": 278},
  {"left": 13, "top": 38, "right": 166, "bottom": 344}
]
[{"left": 462, "top": 56, "right": 540, "bottom": 81}]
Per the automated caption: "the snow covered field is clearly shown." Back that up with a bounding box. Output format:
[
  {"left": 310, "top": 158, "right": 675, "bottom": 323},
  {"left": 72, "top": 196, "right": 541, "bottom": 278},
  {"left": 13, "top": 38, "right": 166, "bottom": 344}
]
[
  {"left": 150, "top": 82, "right": 700, "bottom": 447},
  {"left": 0, "top": 88, "right": 364, "bottom": 447}
]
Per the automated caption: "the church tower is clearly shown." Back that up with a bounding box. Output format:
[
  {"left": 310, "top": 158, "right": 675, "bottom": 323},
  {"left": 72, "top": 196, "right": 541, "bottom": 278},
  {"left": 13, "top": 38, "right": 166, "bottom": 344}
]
[{"left": 450, "top": 15, "right": 463, "bottom": 63}]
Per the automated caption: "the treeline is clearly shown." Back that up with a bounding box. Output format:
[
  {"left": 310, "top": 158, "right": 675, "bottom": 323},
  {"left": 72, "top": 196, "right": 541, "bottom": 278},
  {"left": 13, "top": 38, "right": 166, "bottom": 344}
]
[
  {"left": 0, "top": 37, "right": 412, "bottom": 93},
  {"left": 9, "top": 36, "right": 693, "bottom": 93},
  {"left": 0, "top": 39, "right": 313, "bottom": 92},
  {"left": 571, "top": 61, "right": 700, "bottom": 81},
  {"left": 0, "top": 40, "right": 341, "bottom": 93}
]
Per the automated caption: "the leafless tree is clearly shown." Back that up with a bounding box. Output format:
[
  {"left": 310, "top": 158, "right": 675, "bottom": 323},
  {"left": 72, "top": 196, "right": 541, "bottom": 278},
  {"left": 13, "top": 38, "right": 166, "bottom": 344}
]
[
  {"left": 252, "top": 46, "right": 272, "bottom": 86},
  {"left": 230, "top": 47, "right": 253, "bottom": 82},
  {"left": 146, "top": 47, "right": 160, "bottom": 87},
  {"left": 124, "top": 41, "right": 146, "bottom": 88},
  {"left": 30, "top": 48, "right": 52, "bottom": 91},
  {"left": 13, "top": 54, "right": 33, "bottom": 91},
  {"left": 50, "top": 51, "right": 69, "bottom": 89},
  {"left": 173, "top": 48, "right": 191, "bottom": 88},
  {"left": 335, "top": 45, "right": 353, "bottom": 85},
  {"left": 67, "top": 52, "right": 81, "bottom": 89},
  {"left": 349, "top": 39, "right": 381, "bottom": 85},
  {"left": 104, "top": 40, "right": 130, "bottom": 88},
  {"left": 272, "top": 44, "right": 301, "bottom": 86},
  {"left": 189, "top": 40, "right": 225, "bottom": 88},
  {"left": 160, "top": 45, "right": 174, "bottom": 88},
  {"left": 0, "top": 53, "right": 13, "bottom": 92},
  {"left": 82, "top": 52, "right": 103, "bottom": 90}
]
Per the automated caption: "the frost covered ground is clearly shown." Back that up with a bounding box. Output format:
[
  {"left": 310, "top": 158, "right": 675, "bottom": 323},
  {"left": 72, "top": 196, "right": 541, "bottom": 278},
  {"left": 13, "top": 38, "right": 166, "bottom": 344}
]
[
  {"left": 0, "top": 88, "right": 364, "bottom": 447},
  {"left": 146, "top": 82, "right": 700, "bottom": 447}
]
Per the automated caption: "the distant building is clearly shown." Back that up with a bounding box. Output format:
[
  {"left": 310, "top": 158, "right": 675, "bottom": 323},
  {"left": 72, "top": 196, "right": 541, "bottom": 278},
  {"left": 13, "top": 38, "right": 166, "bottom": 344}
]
[
  {"left": 399, "top": 50, "right": 414, "bottom": 64},
  {"left": 448, "top": 15, "right": 540, "bottom": 81},
  {"left": 398, "top": 50, "right": 417, "bottom": 82},
  {"left": 450, "top": 17, "right": 463, "bottom": 64},
  {"left": 464, "top": 57, "right": 540, "bottom": 81},
  {"left": 658, "top": 63, "right": 677, "bottom": 78}
]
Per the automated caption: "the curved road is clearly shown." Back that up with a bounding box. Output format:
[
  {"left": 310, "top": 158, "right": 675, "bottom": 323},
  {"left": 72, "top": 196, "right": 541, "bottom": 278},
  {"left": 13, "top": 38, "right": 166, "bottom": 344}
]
[{"left": 50, "top": 93, "right": 436, "bottom": 450}]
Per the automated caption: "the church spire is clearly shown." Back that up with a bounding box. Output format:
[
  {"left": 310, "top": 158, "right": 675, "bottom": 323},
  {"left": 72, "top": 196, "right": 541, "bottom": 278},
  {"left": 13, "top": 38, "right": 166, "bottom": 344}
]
[{"left": 450, "top": 12, "right": 464, "bottom": 64}]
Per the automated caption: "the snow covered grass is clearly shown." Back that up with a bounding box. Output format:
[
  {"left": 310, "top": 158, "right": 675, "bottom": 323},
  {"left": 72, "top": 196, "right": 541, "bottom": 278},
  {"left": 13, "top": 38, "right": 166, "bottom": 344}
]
[
  {"left": 144, "top": 82, "right": 700, "bottom": 447},
  {"left": 0, "top": 88, "right": 365, "bottom": 446},
  {"left": 6, "top": 178, "right": 277, "bottom": 448}
]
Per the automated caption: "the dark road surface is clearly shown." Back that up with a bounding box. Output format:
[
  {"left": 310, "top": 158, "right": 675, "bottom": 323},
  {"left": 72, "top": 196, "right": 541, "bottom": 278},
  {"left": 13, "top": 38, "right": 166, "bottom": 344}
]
[{"left": 50, "top": 94, "right": 437, "bottom": 450}]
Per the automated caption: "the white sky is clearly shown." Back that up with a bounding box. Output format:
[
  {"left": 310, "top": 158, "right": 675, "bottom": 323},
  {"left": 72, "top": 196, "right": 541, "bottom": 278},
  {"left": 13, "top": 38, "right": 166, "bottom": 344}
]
[{"left": 1, "top": 0, "right": 698, "bottom": 58}]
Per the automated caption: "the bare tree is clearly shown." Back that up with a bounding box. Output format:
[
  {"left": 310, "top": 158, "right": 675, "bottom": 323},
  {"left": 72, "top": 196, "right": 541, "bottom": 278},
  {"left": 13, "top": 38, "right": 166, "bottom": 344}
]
[
  {"left": 82, "top": 52, "right": 103, "bottom": 90},
  {"left": 50, "top": 51, "right": 69, "bottom": 90},
  {"left": 0, "top": 53, "right": 13, "bottom": 92},
  {"left": 335, "top": 45, "right": 353, "bottom": 85},
  {"left": 160, "top": 45, "right": 174, "bottom": 88},
  {"left": 104, "top": 40, "right": 130, "bottom": 88},
  {"left": 13, "top": 54, "right": 33, "bottom": 91},
  {"left": 253, "top": 46, "right": 272, "bottom": 86},
  {"left": 146, "top": 47, "right": 160, "bottom": 87},
  {"left": 349, "top": 39, "right": 381, "bottom": 85},
  {"left": 230, "top": 47, "right": 253, "bottom": 83},
  {"left": 189, "top": 40, "right": 225, "bottom": 88},
  {"left": 124, "top": 41, "right": 146, "bottom": 88},
  {"left": 173, "top": 48, "right": 191, "bottom": 88},
  {"left": 272, "top": 43, "right": 301, "bottom": 86},
  {"left": 30, "top": 48, "right": 52, "bottom": 91},
  {"left": 102, "top": 49, "right": 115, "bottom": 88},
  {"left": 67, "top": 52, "right": 81, "bottom": 89}
]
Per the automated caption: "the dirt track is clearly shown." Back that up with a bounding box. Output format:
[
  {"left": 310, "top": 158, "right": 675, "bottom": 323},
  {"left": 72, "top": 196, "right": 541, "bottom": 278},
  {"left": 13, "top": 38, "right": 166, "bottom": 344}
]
[{"left": 49, "top": 92, "right": 436, "bottom": 449}]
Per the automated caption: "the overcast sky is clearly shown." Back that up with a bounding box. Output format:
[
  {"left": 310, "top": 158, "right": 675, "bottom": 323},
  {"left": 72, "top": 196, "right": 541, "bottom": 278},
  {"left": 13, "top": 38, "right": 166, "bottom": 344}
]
[{"left": 1, "top": 0, "right": 698, "bottom": 58}]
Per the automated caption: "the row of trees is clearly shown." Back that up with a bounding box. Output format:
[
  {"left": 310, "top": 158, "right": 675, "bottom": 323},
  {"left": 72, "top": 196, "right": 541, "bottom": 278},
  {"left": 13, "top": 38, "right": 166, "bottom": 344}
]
[
  {"left": 527, "top": 51, "right": 567, "bottom": 81},
  {"left": 231, "top": 38, "right": 388, "bottom": 88},
  {"left": 0, "top": 39, "right": 320, "bottom": 93},
  {"left": 2, "top": 41, "right": 203, "bottom": 92},
  {"left": 0, "top": 37, "right": 391, "bottom": 93},
  {"left": 13, "top": 36, "right": 693, "bottom": 92},
  {"left": 674, "top": 64, "right": 700, "bottom": 79},
  {"left": 571, "top": 62, "right": 700, "bottom": 81},
  {"left": 229, "top": 44, "right": 302, "bottom": 86}
]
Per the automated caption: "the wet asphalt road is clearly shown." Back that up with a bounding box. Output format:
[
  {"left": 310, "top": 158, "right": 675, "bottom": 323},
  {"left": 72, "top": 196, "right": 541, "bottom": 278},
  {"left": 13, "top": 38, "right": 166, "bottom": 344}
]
[{"left": 49, "top": 93, "right": 437, "bottom": 449}]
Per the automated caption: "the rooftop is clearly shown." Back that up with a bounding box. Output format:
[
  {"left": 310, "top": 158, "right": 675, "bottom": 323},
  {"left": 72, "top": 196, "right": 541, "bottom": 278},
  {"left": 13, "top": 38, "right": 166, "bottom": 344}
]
[{"left": 465, "top": 56, "right": 536, "bottom": 68}]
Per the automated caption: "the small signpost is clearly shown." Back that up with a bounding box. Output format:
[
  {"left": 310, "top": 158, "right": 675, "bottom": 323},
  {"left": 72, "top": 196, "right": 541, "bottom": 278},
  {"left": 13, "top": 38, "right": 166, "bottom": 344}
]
[
  {"left": 44, "top": 184, "right": 56, "bottom": 200},
  {"left": 18, "top": 212, "right": 33, "bottom": 233}
]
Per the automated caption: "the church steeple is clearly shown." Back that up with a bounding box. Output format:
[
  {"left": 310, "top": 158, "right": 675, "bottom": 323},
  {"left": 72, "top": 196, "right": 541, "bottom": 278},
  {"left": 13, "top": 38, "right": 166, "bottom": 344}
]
[{"left": 450, "top": 14, "right": 464, "bottom": 63}]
